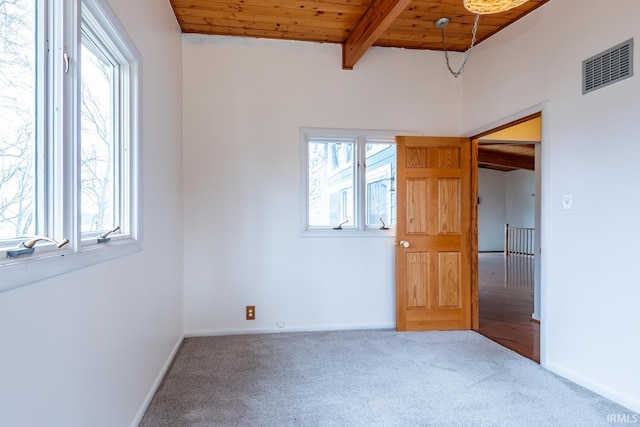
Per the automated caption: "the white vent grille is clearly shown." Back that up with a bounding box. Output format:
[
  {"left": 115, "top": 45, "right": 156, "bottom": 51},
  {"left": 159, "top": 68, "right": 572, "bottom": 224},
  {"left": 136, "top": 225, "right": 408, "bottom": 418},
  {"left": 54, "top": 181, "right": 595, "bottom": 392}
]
[{"left": 583, "top": 39, "right": 634, "bottom": 94}]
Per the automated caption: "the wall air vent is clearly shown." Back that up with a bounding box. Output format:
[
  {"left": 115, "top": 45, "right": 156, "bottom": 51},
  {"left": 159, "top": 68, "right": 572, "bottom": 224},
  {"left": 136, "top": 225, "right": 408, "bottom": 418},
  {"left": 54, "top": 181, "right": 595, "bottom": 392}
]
[{"left": 583, "top": 39, "right": 634, "bottom": 95}]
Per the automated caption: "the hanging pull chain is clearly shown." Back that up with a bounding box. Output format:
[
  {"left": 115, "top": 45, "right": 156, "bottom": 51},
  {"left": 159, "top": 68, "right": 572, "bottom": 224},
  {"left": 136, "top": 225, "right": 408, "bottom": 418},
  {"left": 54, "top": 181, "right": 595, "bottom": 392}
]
[{"left": 437, "top": 14, "right": 480, "bottom": 78}]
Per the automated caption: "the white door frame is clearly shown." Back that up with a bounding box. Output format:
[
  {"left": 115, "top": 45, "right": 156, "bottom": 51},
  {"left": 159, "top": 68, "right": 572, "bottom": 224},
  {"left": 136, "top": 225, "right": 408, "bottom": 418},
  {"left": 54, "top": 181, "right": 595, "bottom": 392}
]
[{"left": 465, "top": 101, "right": 550, "bottom": 368}]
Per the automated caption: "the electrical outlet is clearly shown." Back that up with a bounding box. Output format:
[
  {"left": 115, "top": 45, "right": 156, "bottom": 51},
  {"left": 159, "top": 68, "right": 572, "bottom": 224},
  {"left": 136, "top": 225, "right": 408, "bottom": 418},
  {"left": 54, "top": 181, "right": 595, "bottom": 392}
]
[{"left": 246, "top": 306, "right": 255, "bottom": 320}]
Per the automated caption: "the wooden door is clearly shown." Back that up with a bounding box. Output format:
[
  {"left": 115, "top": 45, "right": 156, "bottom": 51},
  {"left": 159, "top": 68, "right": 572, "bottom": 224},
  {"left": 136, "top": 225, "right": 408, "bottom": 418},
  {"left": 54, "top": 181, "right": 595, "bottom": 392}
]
[{"left": 395, "top": 136, "right": 472, "bottom": 331}]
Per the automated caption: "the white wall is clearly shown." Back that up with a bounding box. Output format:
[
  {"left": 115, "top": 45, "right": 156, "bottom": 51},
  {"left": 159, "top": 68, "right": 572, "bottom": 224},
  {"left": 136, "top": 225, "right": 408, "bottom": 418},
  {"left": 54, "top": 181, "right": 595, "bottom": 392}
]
[
  {"left": 506, "top": 169, "right": 535, "bottom": 228},
  {"left": 182, "top": 35, "right": 463, "bottom": 335},
  {"left": 478, "top": 168, "right": 535, "bottom": 251},
  {"left": 0, "top": 1, "right": 184, "bottom": 426},
  {"left": 463, "top": 0, "right": 640, "bottom": 412},
  {"left": 478, "top": 168, "right": 506, "bottom": 251}
]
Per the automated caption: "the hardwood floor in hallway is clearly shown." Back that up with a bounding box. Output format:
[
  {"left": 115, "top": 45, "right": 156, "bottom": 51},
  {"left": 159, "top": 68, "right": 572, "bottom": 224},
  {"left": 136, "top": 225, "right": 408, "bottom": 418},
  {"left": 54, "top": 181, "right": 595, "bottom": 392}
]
[{"left": 476, "top": 252, "right": 540, "bottom": 363}]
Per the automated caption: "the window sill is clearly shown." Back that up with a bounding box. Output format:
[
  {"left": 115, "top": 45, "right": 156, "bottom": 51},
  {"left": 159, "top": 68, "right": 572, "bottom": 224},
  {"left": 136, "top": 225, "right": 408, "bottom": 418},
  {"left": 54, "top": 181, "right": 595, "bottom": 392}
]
[
  {"left": 0, "top": 239, "right": 142, "bottom": 293},
  {"left": 303, "top": 228, "right": 396, "bottom": 238}
]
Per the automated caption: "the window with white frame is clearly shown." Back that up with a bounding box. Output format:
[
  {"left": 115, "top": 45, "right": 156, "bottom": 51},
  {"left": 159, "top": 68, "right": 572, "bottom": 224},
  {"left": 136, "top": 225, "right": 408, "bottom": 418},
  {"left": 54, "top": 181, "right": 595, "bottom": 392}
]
[
  {"left": 0, "top": 0, "right": 141, "bottom": 291},
  {"left": 0, "top": 0, "right": 39, "bottom": 245},
  {"left": 303, "top": 129, "right": 405, "bottom": 235}
]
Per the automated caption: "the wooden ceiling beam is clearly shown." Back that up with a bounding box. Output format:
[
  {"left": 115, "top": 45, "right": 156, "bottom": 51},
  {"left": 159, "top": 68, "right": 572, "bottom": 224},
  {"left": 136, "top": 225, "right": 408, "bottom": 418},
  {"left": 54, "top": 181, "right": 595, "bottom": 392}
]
[
  {"left": 478, "top": 150, "right": 534, "bottom": 171},
  {"left": 342, "top": 0, "right": 412, "bottom": 70},
  {"left": 478, "top": 163, "right": 517, "bottom": 172}
]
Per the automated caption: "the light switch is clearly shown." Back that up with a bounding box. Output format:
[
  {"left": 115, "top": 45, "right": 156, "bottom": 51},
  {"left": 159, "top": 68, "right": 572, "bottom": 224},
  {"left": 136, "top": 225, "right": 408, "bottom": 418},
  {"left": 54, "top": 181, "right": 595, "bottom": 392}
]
[{"left": 562, "top": 195, "right": 573, "bottom": 210}]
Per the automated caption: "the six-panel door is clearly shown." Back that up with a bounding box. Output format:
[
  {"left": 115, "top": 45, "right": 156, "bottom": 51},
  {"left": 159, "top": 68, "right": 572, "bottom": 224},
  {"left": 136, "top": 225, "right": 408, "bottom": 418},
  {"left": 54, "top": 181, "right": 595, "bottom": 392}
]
[{"left": 396, "top": 136, "right": 472, "bottom": 331}]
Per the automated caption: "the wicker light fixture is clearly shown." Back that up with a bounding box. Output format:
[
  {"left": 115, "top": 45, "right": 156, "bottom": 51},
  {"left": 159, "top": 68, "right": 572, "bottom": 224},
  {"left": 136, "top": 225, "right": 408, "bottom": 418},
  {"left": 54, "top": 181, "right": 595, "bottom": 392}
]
[{"left": 463, "top": 0, "right": 529, "bottom": 14}]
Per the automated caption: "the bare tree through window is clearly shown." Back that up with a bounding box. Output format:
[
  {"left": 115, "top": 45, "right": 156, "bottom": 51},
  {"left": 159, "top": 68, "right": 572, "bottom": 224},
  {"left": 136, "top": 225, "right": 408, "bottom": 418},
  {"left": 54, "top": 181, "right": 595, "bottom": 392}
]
[
  {"left": 0, "top": 0, "right": 36, "bottom": 240},
  {"left": 80, "top": 41, "right": 116, "bottom": 233}
]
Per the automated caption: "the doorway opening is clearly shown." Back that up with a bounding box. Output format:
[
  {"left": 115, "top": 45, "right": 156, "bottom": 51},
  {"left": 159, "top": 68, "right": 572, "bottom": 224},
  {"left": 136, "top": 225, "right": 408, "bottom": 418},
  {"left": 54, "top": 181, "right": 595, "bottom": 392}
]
[{"left": 473, "top": 113, "right": 541, "bottom": 363}]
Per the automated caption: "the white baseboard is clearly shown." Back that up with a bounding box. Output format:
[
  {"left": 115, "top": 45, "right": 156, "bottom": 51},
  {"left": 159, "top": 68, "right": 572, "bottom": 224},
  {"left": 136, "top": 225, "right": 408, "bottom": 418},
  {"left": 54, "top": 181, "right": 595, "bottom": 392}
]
[
  {"left": 130, "top": 334, "right": 184, "bottom": 427},
  {"left": 185, "top": 322, "right": 396, "bottom": 338},
  {"left": 546, "top": 361, "right": 640, "bottom": 414}
]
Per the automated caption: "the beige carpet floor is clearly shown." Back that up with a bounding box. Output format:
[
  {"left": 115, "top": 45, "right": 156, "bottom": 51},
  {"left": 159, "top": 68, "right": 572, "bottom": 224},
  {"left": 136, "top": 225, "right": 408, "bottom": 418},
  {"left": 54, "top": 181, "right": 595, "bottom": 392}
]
[{"left": 141, "top": 329, "right": 635, "bottom": 426}]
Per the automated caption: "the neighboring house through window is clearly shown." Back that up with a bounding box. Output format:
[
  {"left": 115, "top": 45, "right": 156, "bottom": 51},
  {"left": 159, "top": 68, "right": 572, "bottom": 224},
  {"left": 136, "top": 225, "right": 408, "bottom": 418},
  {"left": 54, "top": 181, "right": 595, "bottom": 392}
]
[{"left": 303, "top": 128, "right": 417, "bottom": 236}]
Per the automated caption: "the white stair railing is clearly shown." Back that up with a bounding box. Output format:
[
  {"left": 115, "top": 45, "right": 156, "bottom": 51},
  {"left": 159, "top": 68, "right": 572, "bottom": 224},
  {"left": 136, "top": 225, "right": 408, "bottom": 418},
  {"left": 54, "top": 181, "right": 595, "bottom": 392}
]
[{"left": 504, "top": 223, "right": 535, "bottom": 257}]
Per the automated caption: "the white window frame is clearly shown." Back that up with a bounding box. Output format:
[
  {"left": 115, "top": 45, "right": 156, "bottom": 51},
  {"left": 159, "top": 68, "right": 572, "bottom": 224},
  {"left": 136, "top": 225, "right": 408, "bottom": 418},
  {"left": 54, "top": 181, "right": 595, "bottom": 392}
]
[
  {"left": 0, "top": 0, "right": 142, "bottom": 293},
  {"left": 301, "top": 128, "right": 419, "bottom": 237},
  {"left": 79, "top": 0, "right": 138, "bottom": 246}
]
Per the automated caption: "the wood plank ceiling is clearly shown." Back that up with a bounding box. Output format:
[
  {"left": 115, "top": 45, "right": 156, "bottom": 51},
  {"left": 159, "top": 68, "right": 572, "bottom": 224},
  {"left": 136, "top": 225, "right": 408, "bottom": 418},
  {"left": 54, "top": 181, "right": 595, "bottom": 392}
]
[
  {"left": 478, "top": 144, "right": 535, "bottom": 171},
  {"left": 171, "top": 0, "right": 545, "bottom": 172},
  {"left": 170, "top": 0, "right": 550, "bottom": 69}
]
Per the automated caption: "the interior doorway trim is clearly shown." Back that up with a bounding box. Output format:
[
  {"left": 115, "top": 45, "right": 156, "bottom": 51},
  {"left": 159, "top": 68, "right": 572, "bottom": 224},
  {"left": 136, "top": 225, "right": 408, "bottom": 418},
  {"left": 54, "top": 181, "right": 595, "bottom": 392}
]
[{"left": 465, "top": 102, "right": 550, "bottom": 368}]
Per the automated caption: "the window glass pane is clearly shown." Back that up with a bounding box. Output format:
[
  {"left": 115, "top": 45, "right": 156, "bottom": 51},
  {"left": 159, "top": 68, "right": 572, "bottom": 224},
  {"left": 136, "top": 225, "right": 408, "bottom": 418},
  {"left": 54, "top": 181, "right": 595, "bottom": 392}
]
[
  {"left": 80, "top": 40, "right": 116, "bottom": 233},
  {"left": 366, "top": 143, "right": 396, "bottom": 227},
  {"left": 0, "top": 0, "right": 38, "bottom": 242},
  {"left": 308, "top": 140, "right": 354, "bottom": 227}
]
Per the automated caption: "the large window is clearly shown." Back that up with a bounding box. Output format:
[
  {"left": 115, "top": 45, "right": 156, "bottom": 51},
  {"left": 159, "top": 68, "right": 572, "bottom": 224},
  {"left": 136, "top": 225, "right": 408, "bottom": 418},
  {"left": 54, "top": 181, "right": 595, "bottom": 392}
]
[
  {"left": 0, "top": 0, "right": 39, "bottom": 243},
  {"left": 303, "top": 129, "right": 406, "bottom": 236},
  {"left": 0, "top": 0, "right": 141, "bottom": 292}
]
